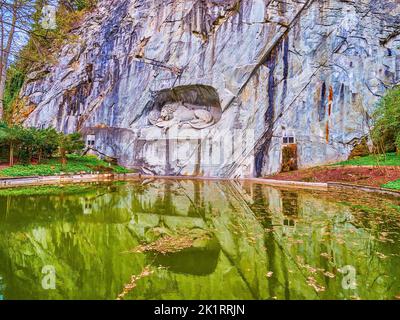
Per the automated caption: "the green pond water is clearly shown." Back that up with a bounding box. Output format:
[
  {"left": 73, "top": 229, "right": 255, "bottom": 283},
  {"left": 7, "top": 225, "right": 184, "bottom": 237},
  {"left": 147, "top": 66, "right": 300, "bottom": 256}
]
[{"left": 0, "top": 179, "right": 400, "bottom": 300}]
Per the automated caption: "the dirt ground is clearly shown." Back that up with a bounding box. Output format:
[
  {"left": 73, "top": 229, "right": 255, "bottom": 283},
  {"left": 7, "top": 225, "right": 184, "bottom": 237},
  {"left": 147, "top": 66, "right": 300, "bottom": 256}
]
[{"left": 265, "top": 166, "right": 400, "bottom": 187}]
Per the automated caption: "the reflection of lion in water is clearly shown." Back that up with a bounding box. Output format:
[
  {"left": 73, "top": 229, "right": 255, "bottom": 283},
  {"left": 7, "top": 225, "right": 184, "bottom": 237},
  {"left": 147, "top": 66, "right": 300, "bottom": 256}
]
[{"left": 148, "top": 102, "right": 214, "bottom": 131}]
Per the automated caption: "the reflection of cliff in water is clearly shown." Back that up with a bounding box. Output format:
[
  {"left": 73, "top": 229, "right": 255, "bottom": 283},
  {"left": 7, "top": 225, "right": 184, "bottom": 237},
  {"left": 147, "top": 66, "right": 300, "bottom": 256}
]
[
  {"left": 0, "top": 180, "right": 400, "bottom": 299},
  {"left": 153, "top": 236, "right": 221, "bottom": 276}
]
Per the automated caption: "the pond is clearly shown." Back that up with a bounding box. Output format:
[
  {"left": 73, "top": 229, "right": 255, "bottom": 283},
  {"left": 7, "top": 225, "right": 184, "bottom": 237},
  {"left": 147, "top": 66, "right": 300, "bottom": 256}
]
[{"left": 0, "top": 179, "right": 400, "bottom": 300}]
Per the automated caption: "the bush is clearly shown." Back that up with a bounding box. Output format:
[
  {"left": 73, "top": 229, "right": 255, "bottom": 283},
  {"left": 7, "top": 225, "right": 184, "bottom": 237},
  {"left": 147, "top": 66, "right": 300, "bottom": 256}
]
[
  {"left": 3, "top": 66, "right": 25, "bottom": 121},
  {"left": 371, "top": 86, "right": 400, "bottom": 153},
  {"left": 0, "top": 124, "right": 84, "bottom": 165},
  {"left": 5, "top": 1, "right": 98, "bottom": 121},
  {"left": 0, "top": 154, "right": 130, "bottom": 177},
  {"left": 58, "top": 132, "right": 85, "bottom": 166}
]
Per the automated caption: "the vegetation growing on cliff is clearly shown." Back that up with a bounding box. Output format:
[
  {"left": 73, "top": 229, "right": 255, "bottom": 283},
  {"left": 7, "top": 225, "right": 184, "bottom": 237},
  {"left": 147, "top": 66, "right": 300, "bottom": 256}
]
[
  {"left": 371, "top": 85, "right": 400, "bottom": 153},
  {"left": 2, "top": 66, "right": 25, "bottom": 121},
  {"left": 1, "top": 0, "right": 97, "bottom": 121}
]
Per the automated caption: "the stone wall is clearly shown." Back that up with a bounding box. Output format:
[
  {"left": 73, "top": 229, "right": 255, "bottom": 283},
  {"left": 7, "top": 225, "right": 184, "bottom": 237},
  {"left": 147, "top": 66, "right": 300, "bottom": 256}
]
[{"left": 18, "top": 0, "right": 400, "bottom": 177}]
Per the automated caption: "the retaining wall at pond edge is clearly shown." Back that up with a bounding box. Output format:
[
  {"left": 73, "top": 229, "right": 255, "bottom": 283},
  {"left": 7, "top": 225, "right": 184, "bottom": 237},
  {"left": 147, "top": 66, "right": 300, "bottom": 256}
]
[
  {"left": 1, "top": 174, "right": 400, "bottom": 198},
  {"left": 328, "top": 182, "right": 400, "bottom": 197},
  {"left": 0, "top": 173, "right": 140, "bottom": 188}
]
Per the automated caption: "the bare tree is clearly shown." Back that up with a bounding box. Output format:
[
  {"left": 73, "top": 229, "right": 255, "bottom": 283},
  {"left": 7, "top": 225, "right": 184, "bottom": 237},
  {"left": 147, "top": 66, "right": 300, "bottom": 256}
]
[
  {"left": 0, "top": 0, "right": 52, "bottom": 120},
  {"left": 0, "top": 0, "right": 91, "bottom": 120},
  {"left": 0, "top": 0, "right": 19, "bottom": 120}
]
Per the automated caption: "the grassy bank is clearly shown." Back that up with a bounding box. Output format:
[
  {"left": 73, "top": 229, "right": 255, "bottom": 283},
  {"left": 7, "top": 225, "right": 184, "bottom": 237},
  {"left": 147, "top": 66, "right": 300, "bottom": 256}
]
[
  {"left": 0, "top": 155, "right": 130, "bottom": 177},
  {"left": 382, "top": 180, "right": 400, "bottom": 190},
  {"left": 335, "top": 153, "right": 400, "bottom": 166},
  {"left": 0, "top": 185, "right": 96, "bottom": 197},
  {"left": 266, "top": 153, "right": 400, "bottom": 191},
  {"left": 336, "top": 153, "right": 400, "bottom": 190}
]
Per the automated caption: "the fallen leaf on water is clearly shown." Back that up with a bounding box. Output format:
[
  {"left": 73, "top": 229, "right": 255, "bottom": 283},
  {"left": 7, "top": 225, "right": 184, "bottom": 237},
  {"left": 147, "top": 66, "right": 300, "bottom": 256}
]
[
  {"left": 130, "top": 233, "right": 201, "bottom": 254},
  {"left": 376, "top": 252, "right": 388, "bottom": 259},
  {"left": 304, "top": 265, "right": 318, "bottom": 274},
  {"left": 117, "top": 266, "right": 154, "bottom": 300},
  {"left": 306, "top": 276, "right": 326, "bottom": 293},
  {"left": 323, "top": 271, "right": 335, "bottom": 278},
  {"left": 320, "top": 252, "right": 330, "bottom": 259}
]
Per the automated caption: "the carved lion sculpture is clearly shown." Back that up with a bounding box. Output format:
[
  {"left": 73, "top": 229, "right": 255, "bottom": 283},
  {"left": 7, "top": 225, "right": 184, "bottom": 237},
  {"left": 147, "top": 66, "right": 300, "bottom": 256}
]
[{"left": 148, "top": 102, "right": 214, "bottom": 132}]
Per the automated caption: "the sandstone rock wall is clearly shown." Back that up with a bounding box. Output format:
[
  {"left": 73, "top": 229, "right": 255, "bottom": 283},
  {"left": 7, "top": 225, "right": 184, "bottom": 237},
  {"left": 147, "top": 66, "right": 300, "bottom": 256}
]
[{"left": 19, "top": 0, "right": 400, "bottom": 177}]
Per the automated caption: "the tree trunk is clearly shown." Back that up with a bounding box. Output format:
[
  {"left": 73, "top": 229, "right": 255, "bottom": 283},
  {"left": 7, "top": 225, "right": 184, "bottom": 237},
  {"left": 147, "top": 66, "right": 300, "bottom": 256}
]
[
  {"left": 0, "top": 2, "right": 18, "bottom": 120},
  {"left": 0, "top": 7, "right": 4, "bottom": 120},
  {"left": 0, "top": 81, "right": 5, "bottom": 120},
  {"left": 60, "top": 148, "right": 67, "bottom": 168},
  {"left": 9, "top": 142, "right": 14, "bottom": 166}
]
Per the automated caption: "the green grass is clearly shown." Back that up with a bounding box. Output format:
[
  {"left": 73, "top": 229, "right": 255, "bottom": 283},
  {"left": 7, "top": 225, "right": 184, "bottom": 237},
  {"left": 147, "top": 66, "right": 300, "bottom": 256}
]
[
  {"left": 334, "top": 153, "right": 400, "bottom": 166},
  {"left": 333, "top": 153, "right": 400, "bottom": 190},
  {"left": 0, "top": 154, "right": 130, "bottom": 177},
  {"left": 382, "top": 180, "right": 400, "bottom": 190},
  {"left": 0, "top": 185, "right": 95, "bottom": 197}
]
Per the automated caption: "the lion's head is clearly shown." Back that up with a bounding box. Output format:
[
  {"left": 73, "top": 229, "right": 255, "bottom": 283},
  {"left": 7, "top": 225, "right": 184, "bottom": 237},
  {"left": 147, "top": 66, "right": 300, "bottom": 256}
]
[{"left": 160, "top": 104, "right": 178, "bottom": 120}]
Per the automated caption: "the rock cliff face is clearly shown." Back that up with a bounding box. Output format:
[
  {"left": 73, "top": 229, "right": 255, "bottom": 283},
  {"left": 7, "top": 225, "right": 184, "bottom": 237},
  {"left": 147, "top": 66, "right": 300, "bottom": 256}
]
[{"left": 18, "top": 0, "right": 400, "bottom": 177}]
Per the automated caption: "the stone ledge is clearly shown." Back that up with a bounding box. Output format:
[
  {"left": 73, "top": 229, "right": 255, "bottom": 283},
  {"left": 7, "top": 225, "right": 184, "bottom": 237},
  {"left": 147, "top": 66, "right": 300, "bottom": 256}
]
[
  {"left": 245, "top": 178, "right": 328, "bottom": 190},
  {"left": 327, "top": 182, "right": 400, "bottom": 197},
  {"left": 0, "top": 173, "right": 140, "bottom": 189},
  {"left": 2, "top": 173, "right": 400, "bottom": 198}
]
